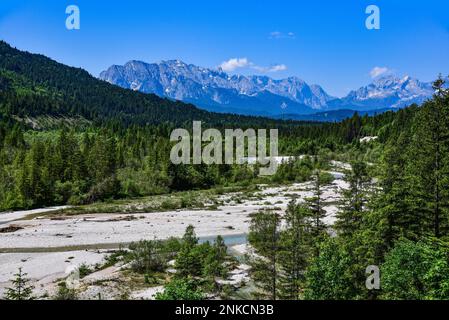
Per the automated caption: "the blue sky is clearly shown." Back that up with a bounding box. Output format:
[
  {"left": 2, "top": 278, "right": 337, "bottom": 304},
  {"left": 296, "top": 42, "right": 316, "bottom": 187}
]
[{"left": 0, "top": 0, "right": 448, "bottom": 96}]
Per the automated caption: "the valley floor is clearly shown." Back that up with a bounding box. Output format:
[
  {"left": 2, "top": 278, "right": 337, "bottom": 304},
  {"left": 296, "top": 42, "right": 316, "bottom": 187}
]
[{"left": 0, "top": 170, "right": 348, "bottom": 299}]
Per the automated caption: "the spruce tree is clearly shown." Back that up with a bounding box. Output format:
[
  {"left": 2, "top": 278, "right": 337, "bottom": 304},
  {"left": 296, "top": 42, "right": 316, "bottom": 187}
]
[
  {"left": 175, "top": 225, "right": 202, "bottom": 278},
  {"left": 278, "top": 201, "right": 311, "bottom": 299},
  {"left": 374, "top": 131, "right": 419, "bottom": 248},
  {"left": 304, "top": 170, "right": 327, "bottom": 254},
  {"left": 406, "top": 77, "right": 449, "bottom": 238},
  {"left": 4, "top": 268, "right": 34, "bottom": 300},
  {"left": 335, "top": 160, "right": 371, "bottom": 238},
  {"left": 248, "top": 210, "right": 280, "bottom": 300}
]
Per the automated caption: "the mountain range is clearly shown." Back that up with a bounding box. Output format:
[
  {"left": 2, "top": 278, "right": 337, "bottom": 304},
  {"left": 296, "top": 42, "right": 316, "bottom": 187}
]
[{"left": 99, "top": 60, "right": 435, "bottom": 119}]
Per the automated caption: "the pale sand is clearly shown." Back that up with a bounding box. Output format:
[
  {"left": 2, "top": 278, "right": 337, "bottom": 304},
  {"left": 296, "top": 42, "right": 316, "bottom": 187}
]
[
  {"left": 0, "top": 171, "right": 349, "bottom": 250},
  {"left": 0, "top": 180, "right": 345, "bottom": 250},
  {"left": 0, "top": 250, "right": 107, "bottom": 297},
  {"left": 130, "top": 286, "right": 164, "bottom": 300},
  {"left": 0, "top": 206, "right": 70, "bottom": 225}
]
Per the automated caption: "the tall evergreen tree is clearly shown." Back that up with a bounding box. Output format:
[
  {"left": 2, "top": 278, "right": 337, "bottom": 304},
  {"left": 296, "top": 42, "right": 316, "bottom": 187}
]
[
  {"left": 304, "top": 170, "right": 327, "bottom": 255},
  {"left": 248, "top": 210, "right": 280, "bottom": 300},
  {"left": 335, "top": 161, "right": 371, "bottom": 238},
  {"left": 278, "top": 201, "right": 311, "bottom": 300},
  {"left": 373, "top": 131, "right": 419, "bottom": 248},
  {"left": 406, "top": 77, "right": 449, "bottom": 238}
]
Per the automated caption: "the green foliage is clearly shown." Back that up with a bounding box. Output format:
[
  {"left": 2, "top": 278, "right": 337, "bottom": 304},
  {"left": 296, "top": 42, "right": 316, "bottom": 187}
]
[
  {"left": 304, "top": 238, "right": 356, "bottom": 300},
  {"left": 53, "top": 282, "right": 78, "bottom": 300},
  {"left": 155, "top": 279, "right": 204, "bottom": 300},
  {"left": 278, "top": 201, "right": 311, "bottom": 300},
  {"left": 202, "top": 235, "right": 229, "bottom": 279},
  {"left": 175, "top": 226, "right": 229, "bottom": 280},
  {"left": 182, "top": 225, "right": 199, "bottom": 248},
  {"left": 405, "top": 81, "right": 449, "bottom": 238},
  {"left": 335, "top": 160, "right": 372, "bottom": 238},
  {"left": 78, "top": 264, "right": 93, "bottom": 279},
  {"left": 3, "top": 267, "right": 34, "bottom": 300},
  {"left": 271, "top": 157, "right": 314, "bottom": 183},
  {"left": 381, "top": 239, "right": 449, "bottom": 300},
  {"left": 305, "top": 170, "right": 328, "bottom": 248},
  {"left": 174, "top": 243, "right": 202, "bottom": 279},
  {"left": 318, "top": 171, "right": 334, "bottom": 185},
  {"left": 127, "top": 238, "right": 181, "bottom": 274},
  {"left": 248, "top": 210, "right": 281, "bottom": 299}
]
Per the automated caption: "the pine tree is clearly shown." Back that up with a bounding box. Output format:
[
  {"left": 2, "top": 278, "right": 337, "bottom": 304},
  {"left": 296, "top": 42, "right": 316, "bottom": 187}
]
[
  {"left": 248, "top": 210, "right": 280, "bottom": 300},
  {"left": 335, "top": 160, "right": 371, "bottom": 238},
  {"left": 373, "top": 130, "right": 421, "bottom": 249},
  {"left": 278, "top": 201, "right": 311, "bottom": 299},
  {"left": 407, "top": 77, "right": 449, "bottom": 238},
  {"left": 304, "top": 170, "right": 327, "bottom": 254},
  {"left": 182, "top": 225, "right": 198, "bottom": 248},
  {"left": 203, "top": 236, "right": 228, "bottom": 278},
  {"left": 175, "top": 225, "right": 203, "bottom": 278},
  {"left": 4, "top": 268, "right": 34, "bottom": 300}
]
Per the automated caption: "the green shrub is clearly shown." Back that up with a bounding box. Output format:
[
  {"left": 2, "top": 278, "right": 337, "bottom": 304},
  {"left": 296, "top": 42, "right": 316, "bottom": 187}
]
[
  {"left": 128, "top": 238, "right": 181, "bottom": 274},
  {"left": 84, "top": 175, "right": 121, "bottom": 204},
  {"left": 381, "top": 239, "right": 449, "bottom": 300},
  {"left": 53, "top": 282, "right": 78, "bottom": 300},
  {"left": 78, "top": 263, "right": 93, "bottom": 279},
  {"left": 155, "top": 279, "right": 204, "bottom": 300}
]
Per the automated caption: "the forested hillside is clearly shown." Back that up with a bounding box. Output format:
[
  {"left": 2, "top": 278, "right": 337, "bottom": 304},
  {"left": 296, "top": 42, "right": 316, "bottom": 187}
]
[
  {"left": 0, "top": 40, "right": 401, "bottom": 212},
  {"left": 0, "top": 41, "right": 295, "bottom": 128}
]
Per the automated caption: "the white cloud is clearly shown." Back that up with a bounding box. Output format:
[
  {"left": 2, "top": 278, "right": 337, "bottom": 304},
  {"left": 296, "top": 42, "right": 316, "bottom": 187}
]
[
  {"left": 269, "top": 31, "right": 283, "bottom": 39},
  {"left": 219, "top": 58, "right": 287, "bottom": 73},
  {"left": 370, "top": 66, "right": 390, "bottom": 78},
  {"left": 268, "top": 64, "right": 287, "bottom": 72},
  {"left": 219, "top": 58, "right": 250, "bottom": 72},
  {"left": 269, "top": 31, "right": 295, "bottom": 39},
  {"left": 253, "top": 64, "right": 288, "bottom": 73}
]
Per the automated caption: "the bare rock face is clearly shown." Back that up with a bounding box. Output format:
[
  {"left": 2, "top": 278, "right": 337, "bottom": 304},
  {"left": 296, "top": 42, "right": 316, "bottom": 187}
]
[
  {"left": 99, "top": 60, "right": 333, "bottom": 116},
  {"left": 100, "top": 60, "right": 435, "bottom": 117},
  {"left": 329, "top": 75, "right": 435, "bottom": 111}
]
